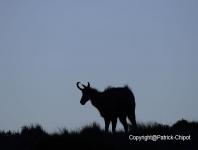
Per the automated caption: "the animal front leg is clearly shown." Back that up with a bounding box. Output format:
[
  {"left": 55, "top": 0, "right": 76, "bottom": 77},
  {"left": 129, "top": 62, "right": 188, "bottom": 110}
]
[
  {"left": 104, "top": 118, "right": 110, "bottom": 133},
  {"left": 112, "top": 118, "right": 117, "bottom": 133}
]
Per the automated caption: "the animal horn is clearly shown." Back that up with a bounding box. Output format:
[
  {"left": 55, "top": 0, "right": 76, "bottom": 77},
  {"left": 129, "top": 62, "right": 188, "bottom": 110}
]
[
  {"left": 76, "top": 82, "right": 83, "bottom": 90},
  {"left": 87, "top": 82, "right": 90, "bottom": 87}
]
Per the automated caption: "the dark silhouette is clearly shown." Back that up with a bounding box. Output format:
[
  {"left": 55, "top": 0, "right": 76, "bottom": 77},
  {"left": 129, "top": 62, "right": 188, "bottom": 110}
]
[
  {"left": 76, "top": 82, "right": 137, "bottom": 133},
  {"left": 0, "top": 119, "right": 198, "bottom": 150}
]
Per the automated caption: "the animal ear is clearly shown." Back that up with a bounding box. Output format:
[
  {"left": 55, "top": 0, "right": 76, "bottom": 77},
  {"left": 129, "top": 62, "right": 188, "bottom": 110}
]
[
  {"left": 87, "top": 82, "right": 90, "bottom": 88},
  {"left": 82, "top": 84, "right": 87, "bottom": 89}
]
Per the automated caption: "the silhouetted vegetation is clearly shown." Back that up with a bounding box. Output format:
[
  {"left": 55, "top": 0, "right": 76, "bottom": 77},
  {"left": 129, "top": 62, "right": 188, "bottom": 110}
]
[{"left": 0, "top": 119, "right": 198, "bottom": 150}]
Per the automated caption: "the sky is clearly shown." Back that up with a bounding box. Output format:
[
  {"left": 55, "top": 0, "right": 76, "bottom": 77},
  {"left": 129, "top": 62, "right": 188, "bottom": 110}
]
[{"left": 0, "top": 0, "right": 198, "bottom": 132}]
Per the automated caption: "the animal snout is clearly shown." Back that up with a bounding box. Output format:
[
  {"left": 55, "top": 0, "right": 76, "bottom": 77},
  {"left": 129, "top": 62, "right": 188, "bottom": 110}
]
[{"left": 80, "top": 100, "right": 86, "bottom": 105}]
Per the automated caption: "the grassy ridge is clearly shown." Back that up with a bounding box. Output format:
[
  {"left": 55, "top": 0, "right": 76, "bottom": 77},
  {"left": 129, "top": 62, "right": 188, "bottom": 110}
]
[{"left": 0, "top": 119, "right": 198, "bottom": 150}]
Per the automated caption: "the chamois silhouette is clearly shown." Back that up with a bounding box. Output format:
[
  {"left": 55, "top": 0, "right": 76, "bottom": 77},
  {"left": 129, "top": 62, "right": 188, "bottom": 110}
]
[{"left": 76, "top": 82, "right": 137, "bottom": 133}]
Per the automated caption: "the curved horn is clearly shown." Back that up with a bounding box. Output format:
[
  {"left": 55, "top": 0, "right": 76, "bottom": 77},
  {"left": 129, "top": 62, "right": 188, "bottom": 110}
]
[
  {"left": 87, "top": 82, "right": 90, "bottom": 88},
  {"left": 76, "top": 82, "right": 83, "bottom": 90}
]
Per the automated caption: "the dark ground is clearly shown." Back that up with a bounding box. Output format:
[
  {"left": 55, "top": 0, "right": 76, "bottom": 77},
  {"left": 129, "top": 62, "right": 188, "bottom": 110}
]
[{"left": 0, "top": 119, "right": 198, "bottom": 150}]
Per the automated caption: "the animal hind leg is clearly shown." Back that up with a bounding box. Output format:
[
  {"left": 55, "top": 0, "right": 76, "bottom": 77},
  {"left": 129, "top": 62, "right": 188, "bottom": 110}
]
[
  {"left": 128, "top": 110, "right": 137, "bottom": 129},
  {"left": 119, "top": 116, "right": 128, "bottom": 133}
]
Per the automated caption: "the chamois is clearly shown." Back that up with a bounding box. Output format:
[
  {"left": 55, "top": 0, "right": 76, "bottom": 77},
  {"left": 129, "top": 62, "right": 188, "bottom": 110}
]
[{"left": 76, "top": 82, "right": 137, "bottom": 133}]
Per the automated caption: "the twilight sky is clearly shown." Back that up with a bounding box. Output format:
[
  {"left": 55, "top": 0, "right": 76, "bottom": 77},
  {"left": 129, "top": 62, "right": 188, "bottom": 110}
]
[{"left": 0, "top": 0, "right": 198, "bottom": 132}]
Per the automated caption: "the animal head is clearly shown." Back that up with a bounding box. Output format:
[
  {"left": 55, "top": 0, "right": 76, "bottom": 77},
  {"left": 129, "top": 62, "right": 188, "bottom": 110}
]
[{"left": 76, "top": 82, "right": 91, "bottom": 105}]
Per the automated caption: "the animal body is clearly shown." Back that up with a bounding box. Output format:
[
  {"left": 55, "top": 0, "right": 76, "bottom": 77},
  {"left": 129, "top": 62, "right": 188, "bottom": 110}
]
[{"left": 76, "top": 82, "right": 137, "bottom": 133}]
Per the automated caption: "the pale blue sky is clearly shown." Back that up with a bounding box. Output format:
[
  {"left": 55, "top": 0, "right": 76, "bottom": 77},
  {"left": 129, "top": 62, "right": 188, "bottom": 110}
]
[{"left": 0, "top": 0, "right": 198, "bottom": 132}]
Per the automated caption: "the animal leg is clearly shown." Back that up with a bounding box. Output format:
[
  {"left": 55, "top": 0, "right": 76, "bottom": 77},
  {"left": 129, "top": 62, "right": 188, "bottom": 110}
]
[
  {"left": 104, "top": 118, "right": 110, "bottom": 133},
  {"left": 112, "top": 118, "right": 117, "bottom": 133},
  {"left": 119, "top": 116, "right": 128, "bottom": 133},
  {"left": 128, "top": 111, "right": 137, "bottom": 129}
]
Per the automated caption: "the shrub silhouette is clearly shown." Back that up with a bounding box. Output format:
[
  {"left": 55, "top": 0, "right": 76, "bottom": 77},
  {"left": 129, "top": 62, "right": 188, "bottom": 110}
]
[
  {"left": 0, "top": 119, "right": 198, "bottom": 150},
  {"left": 21, "top": 124, "right": 47, "bottom": 137},
  {"left": 76, "top": 82, "right": 137, "bottom": 133},
  {"left": 80, "top": 122, "right": 102, "bottom": 135}
]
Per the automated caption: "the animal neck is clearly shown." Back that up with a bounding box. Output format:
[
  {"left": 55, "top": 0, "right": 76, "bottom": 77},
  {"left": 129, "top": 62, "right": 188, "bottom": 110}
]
[{"left": 89, "top": 89, "right": 102, "bottom": 108}]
